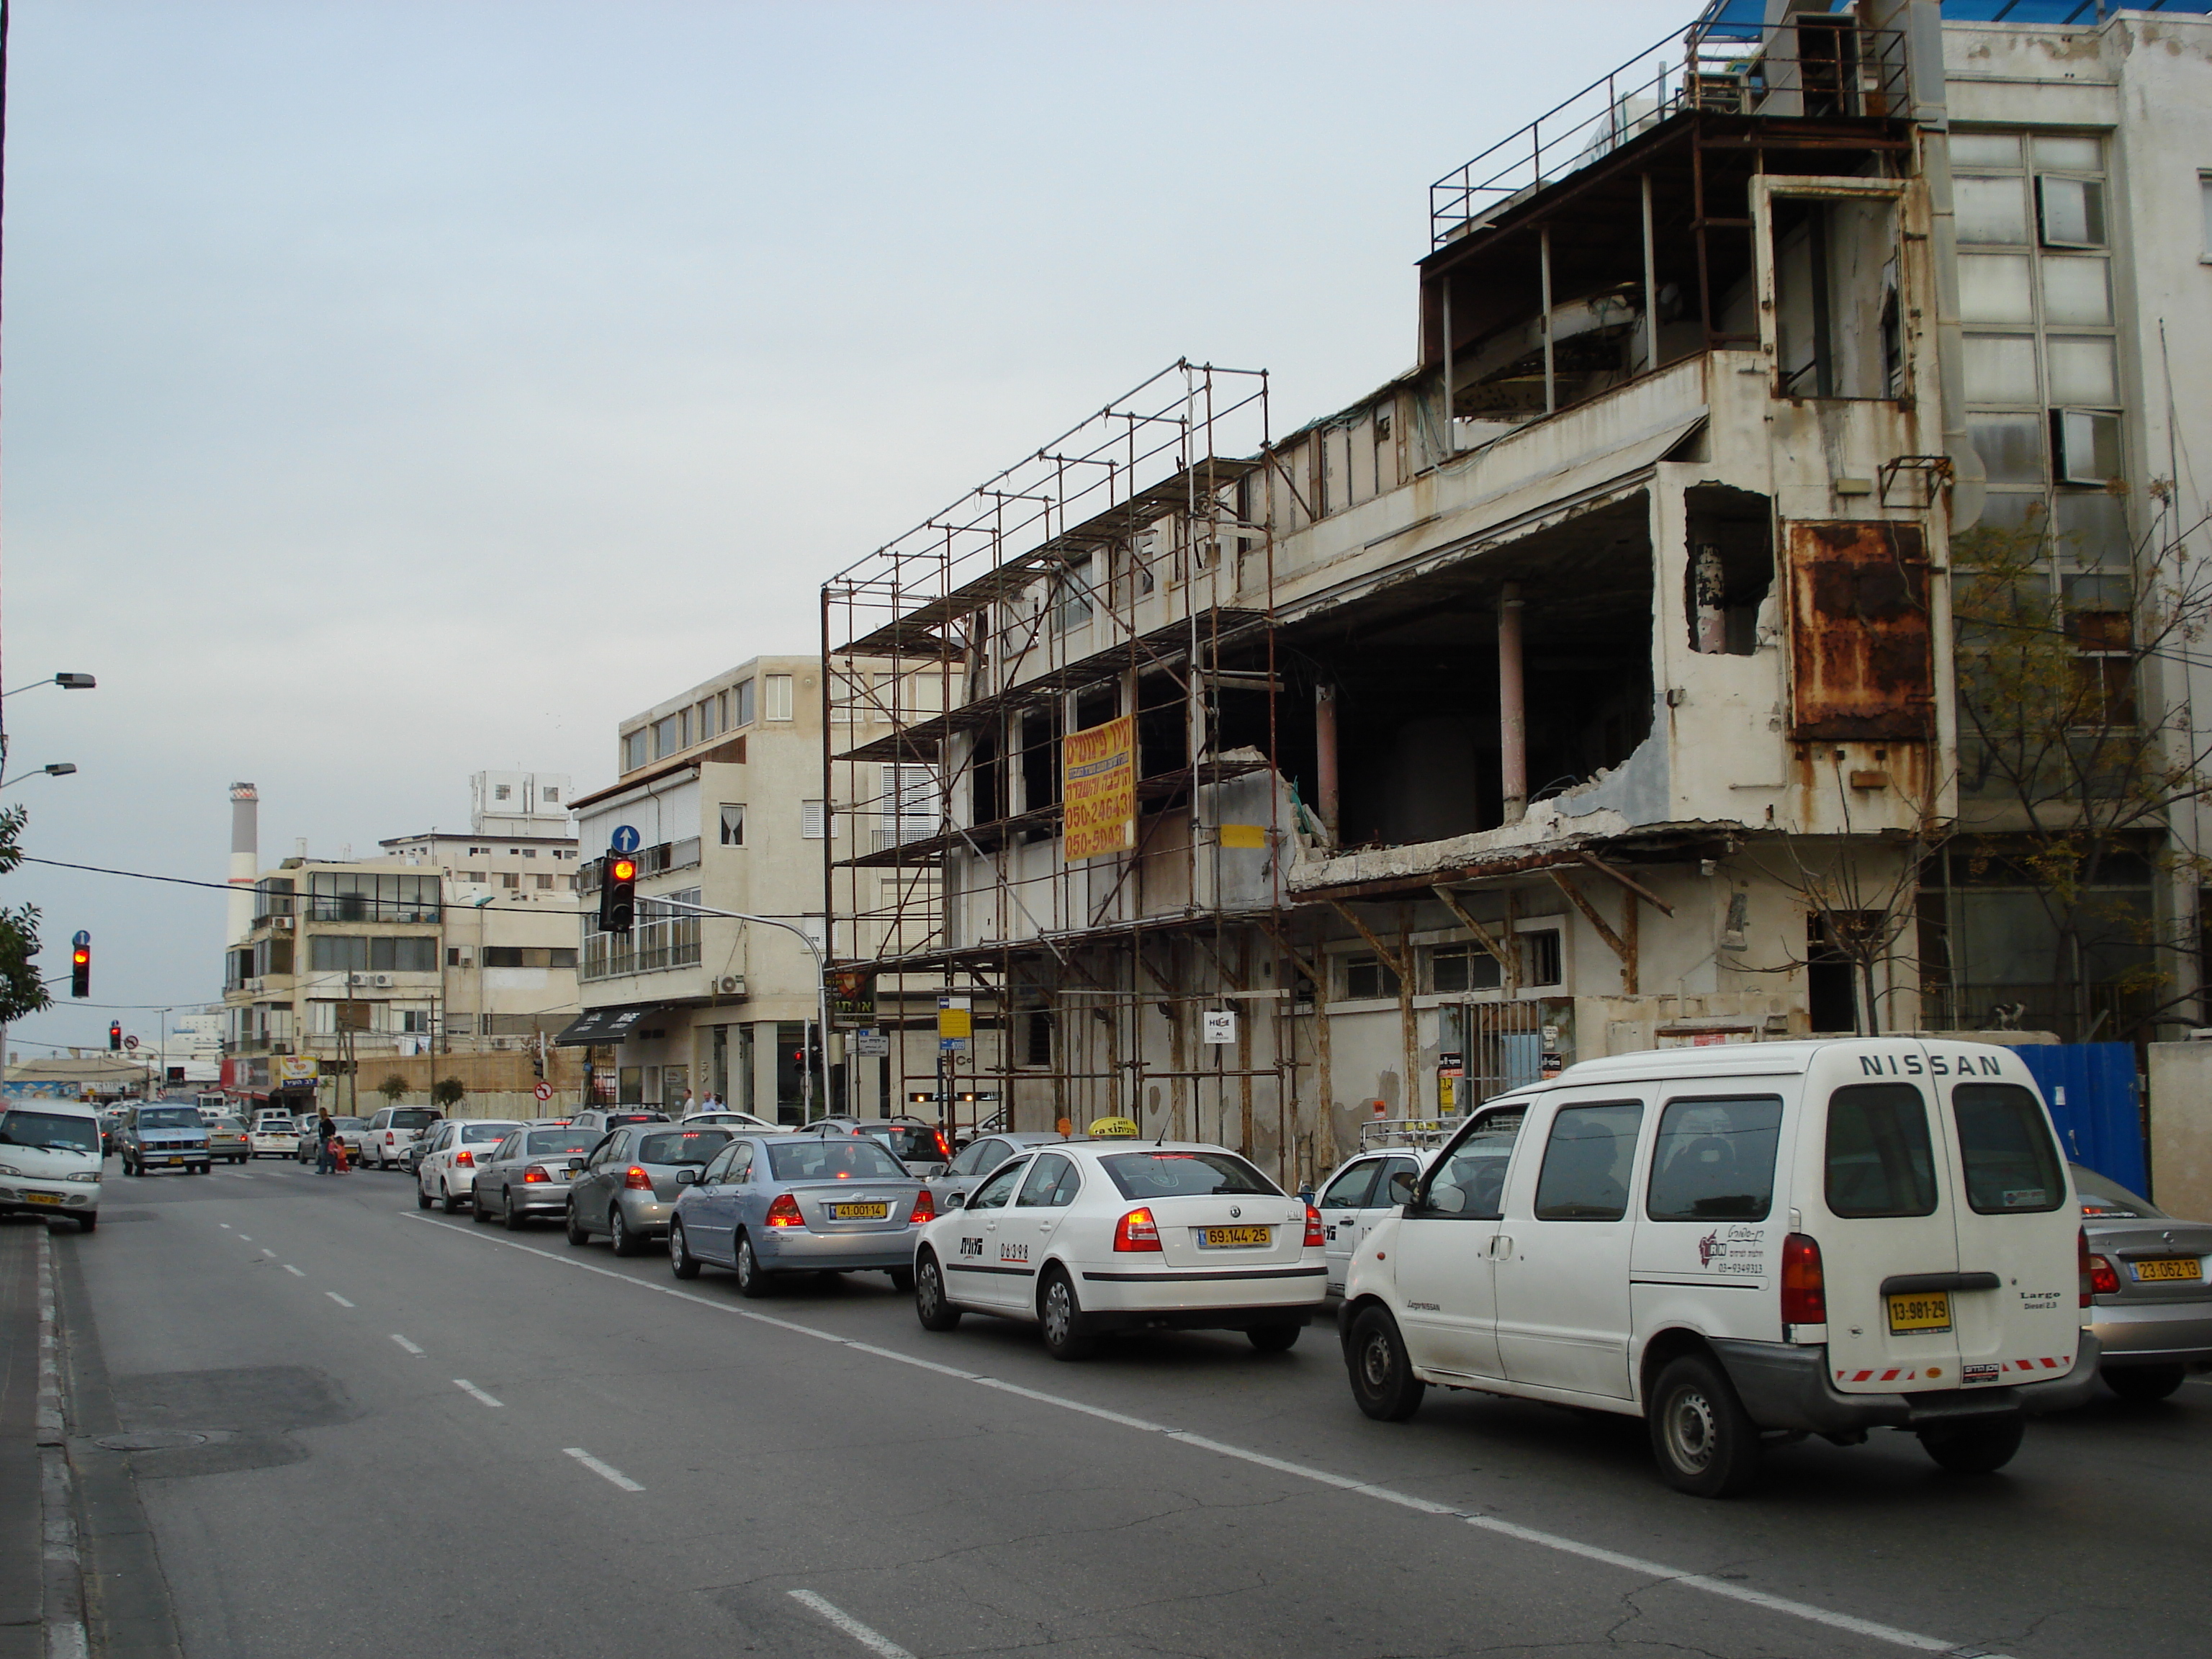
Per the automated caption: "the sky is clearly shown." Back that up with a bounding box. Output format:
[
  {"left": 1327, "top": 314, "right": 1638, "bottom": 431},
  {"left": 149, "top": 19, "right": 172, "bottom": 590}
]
[{"left": 1, "top": 0, "right": 1689, "bottom": 1054}]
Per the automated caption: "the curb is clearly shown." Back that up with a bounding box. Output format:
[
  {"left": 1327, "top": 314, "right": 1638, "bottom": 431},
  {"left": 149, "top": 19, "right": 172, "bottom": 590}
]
[{"left": 33, "top": 1231, "right": 86, "bottom": 1659}]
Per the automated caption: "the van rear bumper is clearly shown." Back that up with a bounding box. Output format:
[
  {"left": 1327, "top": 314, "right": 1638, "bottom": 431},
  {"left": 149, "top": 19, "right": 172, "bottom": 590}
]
[{"left": 1711, "top": 1334, "right": 2102, "bottom": 1434}]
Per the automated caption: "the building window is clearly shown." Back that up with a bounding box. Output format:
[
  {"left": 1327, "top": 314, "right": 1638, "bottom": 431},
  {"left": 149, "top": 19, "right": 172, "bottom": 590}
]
[
  {"left": 1428, "top": 942, "right": 1503, "bottom": 994},
  {"left": 1341, "top": 954, "right": 1400, "bottom": 1001},
  {"left": 765, "top": 674, "right": 794, "bottom": 721},
  {"left": 1523, "top": 929, "right": 1563, "bottom": 987},
  {"left": 622, "top": 731, "right": 648, "bottom": 773},
  {"left": 1023, "top": 1009, "right": 1053, "bottom": 1067},
  {"left": 500, "top": 872, "right": 521, "bottom": 889},
  {"left": 534, "top": 873, "right": 554, "bottom": 889},
  {"left": 800, "top": 800, "right": 826, "bottom": 840},
  {"left": 306, "top": 871, "right": 441, "bottom": 923},
  {"left": 307, "top": 935, "right": 438, "bottom": 974},
  {"left": 446, "top": 948, "right": 462, "bottom": 967},
  {"left": 494, "top": 784, "right": 512, "bottom": 801},
  {"left": 720, "top": 804, "right": 747, "bottom": 847},
  {"left": 734, "top": 680, "right": 755, "bottom": 727},
  {"left": 482, "top": 947, "right": 578, "bottom": 968},
  {"left": 1054, "top": 555, "right": 1094, "bottom": 633},
  {"left": 654, "top": 714, "right": 679, "bottom": 758}
]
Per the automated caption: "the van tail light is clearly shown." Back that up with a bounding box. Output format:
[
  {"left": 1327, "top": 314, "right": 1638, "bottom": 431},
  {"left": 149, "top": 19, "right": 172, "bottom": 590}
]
[
  {"left": 1781, "top": 1233, "right": 1827, "bottom": 1325},
  {"left": 1303, "top": 1204, "right": 1325, "bottom": 1248},
  {"left": 455, "top": 1151, "right": 474, "bottom": 1167},
  {"left": 766, "top": 1193, "right": 806, "bottom": 1228},
  {"left": 1113, "top": 1208, "right": 1162, "bottom": 1252},
  {"left": 908, "top": 1189, "right": 935, "bottom": 1225},
  {"left": 523, "top": 1164, "right": 552, "bottom": 1184},
  {"left": 623, "top": 1165, "right": 652, "bottom": 1191},
  {"left": 2080, "top": 1227, "right": 2096, "bottom": 1305}
]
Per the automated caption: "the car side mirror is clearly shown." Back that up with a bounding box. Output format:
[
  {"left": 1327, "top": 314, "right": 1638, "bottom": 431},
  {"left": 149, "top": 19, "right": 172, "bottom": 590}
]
[
  {"left": 567, "top": 1158, "right": 586, "bottom": 1174},
  {"left": 925, "top": 1162, "right": 948, "bottom": 1178},
  {"left": 1388, "top": 1171, "right": 1418, "bottom": 1207},
  {"left": 945, "top": 1191, "right": 966, "bottom": 1210},
  {"left": 675, "top": 1168, "right": 697, "bottom": 1185}
]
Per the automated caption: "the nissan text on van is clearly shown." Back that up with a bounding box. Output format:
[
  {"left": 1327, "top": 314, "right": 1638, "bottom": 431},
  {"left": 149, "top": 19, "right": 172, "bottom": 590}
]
[{"left": 1339, "top": 1038, "right": 2098, "bottom": 1496}]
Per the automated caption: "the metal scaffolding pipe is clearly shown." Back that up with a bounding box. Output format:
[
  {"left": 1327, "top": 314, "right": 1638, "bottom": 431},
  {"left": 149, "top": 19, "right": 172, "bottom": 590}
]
[
  {"left": 1314, "top": 683, "right": 1340, "bottom": 845},
  {"left": 1498, "top": 585, "right": 1527, "bottom": 826}
]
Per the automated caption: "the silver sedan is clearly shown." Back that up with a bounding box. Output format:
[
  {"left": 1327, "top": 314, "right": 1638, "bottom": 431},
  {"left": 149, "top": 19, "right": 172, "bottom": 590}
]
[
  {"left": 470, "top": 1125, "right": 602, "bottom": 1229},
  {"left": 927, "top": 1131, "right": 1066, "bottom": 1210},
  {"left": 2075, "top": 1162, "right": 2212, "bottom": 1401},
  {"left": 667, "top": 1130, "right": 930, "bottom": 1297},
  {"left": 565, "top": 1123, "right": 737, "bottom": 1256}
]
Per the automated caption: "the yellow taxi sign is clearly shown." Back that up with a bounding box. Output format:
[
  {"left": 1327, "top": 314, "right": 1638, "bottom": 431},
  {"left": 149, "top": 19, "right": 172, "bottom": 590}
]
[{"left": 1087, "top": 1115, "right": 1141, "bottom": 1139}]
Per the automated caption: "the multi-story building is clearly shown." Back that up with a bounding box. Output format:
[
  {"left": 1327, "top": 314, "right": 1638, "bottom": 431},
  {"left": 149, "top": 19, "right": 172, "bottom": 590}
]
[
  {"left": 823, "top": 1, "right": 2212, "bottom": 1188},
  {"left": 562, "top": 657, "right": 944, "bottom": 1119}
]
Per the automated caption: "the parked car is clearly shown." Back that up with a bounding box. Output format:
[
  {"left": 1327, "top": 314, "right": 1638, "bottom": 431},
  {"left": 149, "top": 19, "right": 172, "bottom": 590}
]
[
  {"left": 0, "top": 1100, "right": 104, "bottom": 1230},
  {"left": 1337, "top": 1038, "right": 2100, "bottom": 1498},
  {"left": 679, "top": 1110, "right": 783, "bottom": 1132},
  {"left": 414, "top": 1119, "right": 524, "bottom": 1211},
  {"left": 565, "top": 1123, "right": 738, "bottom": 1256},
  {"left": 248, "top": 1113, "right": 300, "bottom": 1159},
  {"left": 858, "top": 1118, "right": 957, "bottom": 1177},
  {"left": 117, "top": 1104, "right": 215, "bottom": 1177},
  {"left": 293, "top": 1115, "right": 365, "bottom": 1164},
  {"left": 205, "top": 1115, "right": 251, "bottom": 1164},
  {"left": 333, "top": 1116, "right": 374, "bottom": 1164},
  {"left": 2072, "top": 1161, "right": 2212, "bottom": 1401},
  {"left": 470, "top": 1124, "right": 603, "bottom": 1229},
  {"left": 96, "top": 1110, "right": 124, "bottom": 1156},
  {"left": 667, "top": 1130, "right": 931, "bottom": 1295},
  {"left": 912, "top": 1140, "right": 1323, "bottom": 1359},
  {"left": 926, "top": 1131, "right": 1066, "bottom": 1210},
  {"left": 359, "top": 1106, "right": 441, "bottom": 1170},
  {"left": 566, "top": 1108, "right": 670, "bottom": 1141},
  {"left": 1313, "top": 1146, "right": 1438, "bottom": 1297}
]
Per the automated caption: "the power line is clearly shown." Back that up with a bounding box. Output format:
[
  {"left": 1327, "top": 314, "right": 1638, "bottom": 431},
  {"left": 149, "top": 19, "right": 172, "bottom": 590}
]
[{"left": 19, "top": 855, "right": 562, "bottom": 919}]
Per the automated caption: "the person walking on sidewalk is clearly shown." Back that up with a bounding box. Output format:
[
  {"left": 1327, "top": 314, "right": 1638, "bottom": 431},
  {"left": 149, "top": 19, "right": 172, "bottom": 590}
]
[{"left": 314, "top": 1110, "right": 338, "bottom": 1174}]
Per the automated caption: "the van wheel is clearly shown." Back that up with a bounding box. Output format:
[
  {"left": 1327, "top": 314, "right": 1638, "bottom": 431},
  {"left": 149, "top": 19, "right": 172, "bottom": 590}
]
[
  {"left": 1346, "top": 1306, "right": 1425, "bottom": 1421},
  {"left": 2104, "top": 1364, "right": 2187, "bottom": 1403},
  {"left": 914, "top": 1251, "right": 960, "bottom": 1331},
  {"left": 1917, "top": 1416, "right": 2024, "bottom": 1474},
  {"left": 1248, "top": 1321, "right": 1303, "bottom": 1353},
  {"left": 1649, "top": 1354, "right": 1761, "bottom": 1497}
]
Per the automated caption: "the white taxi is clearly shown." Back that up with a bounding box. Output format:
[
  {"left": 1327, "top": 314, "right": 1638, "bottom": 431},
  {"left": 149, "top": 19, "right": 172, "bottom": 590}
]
[{"left": 910, "top": 1138, "right": 1326, "bottom": 1359}]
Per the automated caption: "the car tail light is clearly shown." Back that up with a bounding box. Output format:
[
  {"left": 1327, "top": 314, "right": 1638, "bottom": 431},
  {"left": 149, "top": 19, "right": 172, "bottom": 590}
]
[
  {"left": 523, "top": 1165, "right": 552, "bottom": 1184},
  {"left": 1113, "top": 1207, "right": 1161, "bottom": 1252},
  {"left": 2080, "top": 1226, "right": 2095, "bottom": 1306},
  {"left": 1303, "top": 1204, "right": 1324, "bottom": 1248},
  {"left": 1781, "top": 1233, "right": 1826, "bottom": 1325},
  {"left": 623, "top": 1165, "right": 652, "bottom": 1191},
  {"left": 908, "top": 1190, "right": 935, "bottom": 1225},
  {"left": 2088, "top": 1251, "right": 2121, "bottom": 1299},
  {"left": 766, "top": 1193, "right": 805, "bottom": 1228},
  {"left": 455, "top": 1151, "right": 474, "bottom": 1167}
]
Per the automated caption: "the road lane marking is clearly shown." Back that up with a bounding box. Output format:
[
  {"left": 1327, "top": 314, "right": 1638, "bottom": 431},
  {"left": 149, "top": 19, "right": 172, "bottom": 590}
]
[
  {"left": 283, "top": 1265, "right": 305, "bottom": 1277},
  {"left": 390, "top": 1335, "right": 425, "bottom": 1356},
  {"left": 218, "top": 1223, "right": 231, "bottom": 1230},
  {"left": 788, "top": 1590, "right": 914, "bottom": 1659},
  {"left": 411, "top": 1213, "right": 2010, "bottom": 1658},
  {"left": 325, "top": 1292, "right": 354, "bottom": 1308},
  {"left": 452, "top": 1380, "right": 504, "bottom": 1408},
  {"left": 233, "top": 1173, "right": 255, "bottom": 1180},
  {"left": 238, "top": 1236, "right": 251, "bottom": 1241},
  {"left": 563, "top": 1448, "right": 642, "bottom": 1491}
]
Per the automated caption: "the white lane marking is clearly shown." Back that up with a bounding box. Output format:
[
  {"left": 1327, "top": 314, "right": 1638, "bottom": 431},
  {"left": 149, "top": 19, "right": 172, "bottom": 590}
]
[
  {"left": 412, "top": 1215, "right": 2005, "bottom": 1658},
  {"left": 325, "top": 1292, "right": 354, "bottom": 1308},
  {"left": 283, "top": 1264, "right": 305, "bottom": 1277},
  {"left": 563, "top": 1447, "right": 642, "bottom": 1491},
  {"left": 233, "top": 1172, "right": 256, "bottom": 1180},
  {"left": 390, "top": 1335, "right": 424, "bottom": 1356},
  {"left": 237, "top": 1235, "right": 251, "bottom": 1241},
  {"left": 788, "top": 1589, "right": 914, "bottom": 1659},
  {"left": 218, "top": 1223, "right": 231, "bottom": 1230},
  {"left": 452, "top": 1379, "right": 504, "bottom": 1408}
]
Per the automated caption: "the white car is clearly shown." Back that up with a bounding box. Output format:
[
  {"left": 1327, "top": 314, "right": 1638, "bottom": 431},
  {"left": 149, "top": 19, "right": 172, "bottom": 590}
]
[
  {"left": 360, "top": 1106, "right": 442, "bottom": 1170},
  {"left": 248, "top": 1114, "right": 300, "bottom": 1159},
  {"left": 0, "top": 1101, "right": 104, "bottom": 1231},
  {"left": 415, "top": 1119, "right": 523, "bottom": 1212},
  {"left": 1339, "top": 1038, "right": 2100, "bottom": 1498},
  {"left": 679, "top": 1110, "right": 784, "bottom": 1132},
  {"left": 911, "top": 1139, "right": 1327, "bottom": 1359},
  {"left": 1313, "top": 1145, "right": 1437, "bottom": 1297}
]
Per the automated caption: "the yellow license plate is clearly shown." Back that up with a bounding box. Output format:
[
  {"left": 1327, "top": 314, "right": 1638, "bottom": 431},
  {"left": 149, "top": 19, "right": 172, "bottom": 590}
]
[
  {"left": 1202, "top": 1226, "right": 1272, "bottom": 1249},
  {"left": 828, "top": 1202, "right": 888, "bottom": 1220},
  {"left": 25, "top": 1192, "right": 59, "bottom": 1205},
  {"left": 2133, "top": 1257, "right": 2203, "bottom": 1282},
  {"left": 1886, "top": 1291, "right": 1952, "bottom": 1334}
]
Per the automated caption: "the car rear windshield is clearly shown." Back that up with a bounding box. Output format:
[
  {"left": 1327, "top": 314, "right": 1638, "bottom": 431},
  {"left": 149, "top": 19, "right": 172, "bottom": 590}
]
[
  {"left": 1952, "top": 1084, "right": 2064, "bottom": 1213},
  {"left": 390, "top": 1110, "right": 439, "bottom": 1130},
  {"left": 2073, "top": 1164, "right": 2162, "bottom": 1219},
  {"left": 138, "top": 1107, "right": 202, "bottom": 1130},
  {"left": 526, "top": 1131, "right": 596, "bottom": 1156},
  {"left": 636, "top": 1128, "right": 734, "bottom": 1166},
  {"left": 214, "top": 1118, "right": 246, "bottom": 1132},
  {"left": 766, "top": 1139, "right": 908, "bottom": 1182},
  {"left": 1099, "top": 1151, "right": 1280, "bottom": 1200},
  {"left": 868, "top": 1125, "right": 950, "bottom": 1162},
  {"left": 462, "top": 1123, "right": 514, "bottom": 1143},
  {"left": 0, "top": 1110, "right": 100, "bottom": 1156},
  {"left": 331, "top": 1118, "right": 364, "bottom": 1130},
  {"left": 1825, "top": 1084, "right": 1937, "bottom": 1218}
]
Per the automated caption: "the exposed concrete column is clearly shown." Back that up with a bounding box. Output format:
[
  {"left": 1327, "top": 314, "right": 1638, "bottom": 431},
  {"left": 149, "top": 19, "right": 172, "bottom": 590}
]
[
  {"left": 1313, "top": 683, "right": 1341, "bottom": 845},
  {"left": 1498, "top": 587, "right": 1527, "bottom": 826},
  {"left": 228, "top": 782, "right": 259, "bottom": 945},
  {"left": 1693, "top": 544, "right": 1728, "bottom": 653}
]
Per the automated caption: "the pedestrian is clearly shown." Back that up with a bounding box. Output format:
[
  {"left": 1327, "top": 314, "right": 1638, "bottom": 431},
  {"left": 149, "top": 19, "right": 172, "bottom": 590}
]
[
  {"left": 678, "top": 1088, "right": 695, "bottom": 1118},
  {"left": 314, "top": 1110, "right": 337, "bottom": 1174},
  {"left": 701, "top": 1091, "right": 722, "bottom": 1113}
]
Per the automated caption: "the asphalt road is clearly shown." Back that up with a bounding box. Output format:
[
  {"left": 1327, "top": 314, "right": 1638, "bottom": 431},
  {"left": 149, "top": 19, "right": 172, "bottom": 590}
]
[{"left": 48, "top": 1157, "right": 2212, "bottom": 1659}]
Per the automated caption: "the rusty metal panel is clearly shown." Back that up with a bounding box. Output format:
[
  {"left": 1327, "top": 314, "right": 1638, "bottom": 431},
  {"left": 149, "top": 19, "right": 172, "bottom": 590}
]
[{"left": 1786, "top": 521, "right": 1932, "bottom": 742}]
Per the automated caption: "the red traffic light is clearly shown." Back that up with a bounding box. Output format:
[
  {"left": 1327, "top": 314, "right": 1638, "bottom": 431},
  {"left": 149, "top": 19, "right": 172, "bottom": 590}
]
[
  {"left": 608, "top": 856, "right": 638, "bottom": 883},
  {"left": 108, "top": 1021, "right": 123, "bottom": 1052},
  {"left": 70, "top": 944, "right": 91, "bottom": 999}
]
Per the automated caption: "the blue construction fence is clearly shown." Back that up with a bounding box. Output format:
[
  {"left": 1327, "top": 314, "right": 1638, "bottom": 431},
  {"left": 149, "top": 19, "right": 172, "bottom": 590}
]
[{"left": 2010, "top": 1043, "right": 2147, "bottom": 1197}]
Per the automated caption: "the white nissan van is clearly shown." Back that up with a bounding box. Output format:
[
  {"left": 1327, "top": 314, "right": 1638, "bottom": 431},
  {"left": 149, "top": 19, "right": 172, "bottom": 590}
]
[{"left": 1339, "top": 1038, "right": 2097, "bottom": 1496}]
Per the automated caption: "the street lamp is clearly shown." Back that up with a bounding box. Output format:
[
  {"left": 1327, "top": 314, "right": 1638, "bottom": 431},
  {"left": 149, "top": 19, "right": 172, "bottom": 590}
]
[
  {"left": 0, "top": 763, "right": 78, "bottom": 788},
  {"left": 1, "top": 673, "right": 96, "bottom": 698},
  {"left": 631, "top": 896, "right": 833, "bottom": 1119}
]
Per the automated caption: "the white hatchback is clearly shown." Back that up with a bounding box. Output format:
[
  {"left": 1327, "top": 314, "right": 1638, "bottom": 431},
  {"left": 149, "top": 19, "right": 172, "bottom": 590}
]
[
  {"left": 415, "top": 1119, "right": 523, "bottom": 1211},
  {"left": 248, "top": 1115, "right": 300, "bottom": 1159},
  {"left": 911, "top": 1139, "right": 1327, "bottom": 1359}
]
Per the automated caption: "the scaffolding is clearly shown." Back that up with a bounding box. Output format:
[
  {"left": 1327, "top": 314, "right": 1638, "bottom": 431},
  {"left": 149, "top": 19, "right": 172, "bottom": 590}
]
[{"left": 822, "top": 361, "right": 1331, "bottom": 1176}]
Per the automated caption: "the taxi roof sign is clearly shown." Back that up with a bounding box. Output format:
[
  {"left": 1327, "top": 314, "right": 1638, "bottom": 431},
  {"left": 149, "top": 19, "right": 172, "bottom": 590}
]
[{"left": 1086, "top": 1115, "right": 1141, "bottom": 1139}]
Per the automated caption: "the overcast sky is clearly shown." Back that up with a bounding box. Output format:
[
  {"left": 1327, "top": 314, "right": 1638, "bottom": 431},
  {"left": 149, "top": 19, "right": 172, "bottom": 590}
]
[{"left": 2, "top": 0, "right": 1686, "bottom": 1053}]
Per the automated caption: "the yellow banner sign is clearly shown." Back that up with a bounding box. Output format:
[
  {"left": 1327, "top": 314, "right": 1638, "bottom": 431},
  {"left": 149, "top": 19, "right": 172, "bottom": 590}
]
[
  {"left": 1062, "top": 714, "right": 1135, "bottom": 860},
  {"left": 276, "top": 1058, "right": 321, "bottom": 1082}
]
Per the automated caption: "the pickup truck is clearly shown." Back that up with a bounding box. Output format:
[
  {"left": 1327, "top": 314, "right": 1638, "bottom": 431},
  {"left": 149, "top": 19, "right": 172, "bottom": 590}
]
[{"left": 117, "top": 1103, "right": 213, "bottom": 1177}]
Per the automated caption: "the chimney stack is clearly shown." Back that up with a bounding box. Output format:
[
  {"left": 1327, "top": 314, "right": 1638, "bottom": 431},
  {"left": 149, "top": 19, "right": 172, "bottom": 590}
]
[{"left": 228, "top": 783, "right": 259, "bottom": 945}]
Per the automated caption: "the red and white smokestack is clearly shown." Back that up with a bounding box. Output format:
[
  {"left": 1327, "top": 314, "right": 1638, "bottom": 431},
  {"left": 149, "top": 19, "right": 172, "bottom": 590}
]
[{"left": 228, "top": 783, "right": 259, "bottom": 945}]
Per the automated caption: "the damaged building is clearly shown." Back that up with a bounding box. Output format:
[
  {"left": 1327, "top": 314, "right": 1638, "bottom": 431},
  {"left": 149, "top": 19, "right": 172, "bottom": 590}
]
[{"left": 818, "top": 0, "right": 2212, "bottom": 1186}]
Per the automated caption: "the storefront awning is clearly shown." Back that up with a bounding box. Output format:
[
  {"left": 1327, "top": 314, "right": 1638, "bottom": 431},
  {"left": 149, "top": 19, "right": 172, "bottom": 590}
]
[{"left": 552, "top": 1004, "right": 666, "bottom": 1048}]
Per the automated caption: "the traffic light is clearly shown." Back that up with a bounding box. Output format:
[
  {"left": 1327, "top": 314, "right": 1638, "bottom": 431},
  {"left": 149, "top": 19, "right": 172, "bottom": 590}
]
[
  {"left": 598, "top": 853, "right": 637, "bottom": 935},
  {"left": 70, "top": 943, "right": 90, "bottom": 998},
  {"left": 108, "top": 1021, "right": 122, "bottom": 1052}
]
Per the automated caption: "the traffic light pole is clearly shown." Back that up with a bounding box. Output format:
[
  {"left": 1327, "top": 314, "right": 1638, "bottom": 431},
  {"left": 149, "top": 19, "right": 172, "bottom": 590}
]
[{"left": 626, "top": 896, "right": 833, "bottom": 1120}]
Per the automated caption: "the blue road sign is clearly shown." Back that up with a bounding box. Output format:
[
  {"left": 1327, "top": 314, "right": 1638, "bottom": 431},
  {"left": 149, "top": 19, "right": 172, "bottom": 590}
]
[
  {"left": 72, "top": 930, "right": 90, "bottom": 948},
  {"left": 609, "top": 825, "right": 641, "bottom": 854}
]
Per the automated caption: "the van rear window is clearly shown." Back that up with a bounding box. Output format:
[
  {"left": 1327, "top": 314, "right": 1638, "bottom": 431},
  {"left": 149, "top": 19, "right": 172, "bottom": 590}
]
[
  {"left": 1952, "top": 1084, "right": 2064, "bottom": 1213},
  {"left": 1825, "top": 1084, "right": 1937, "bottom": 1218},
  {"left": 1647, "top": 1096, "right": 1782, "bottom": 1222}
]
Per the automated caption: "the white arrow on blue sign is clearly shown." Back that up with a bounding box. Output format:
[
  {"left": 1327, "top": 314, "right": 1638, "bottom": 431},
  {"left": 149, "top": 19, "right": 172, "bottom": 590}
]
[{"left": 609, "top": 825, "right": 641, "bottom": 854}]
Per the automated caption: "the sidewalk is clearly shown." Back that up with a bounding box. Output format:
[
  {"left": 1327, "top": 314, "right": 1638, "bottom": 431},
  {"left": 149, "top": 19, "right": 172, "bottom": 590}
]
[{"left": 0, "top": 1220, "right": 55, "bottom": 1659}]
